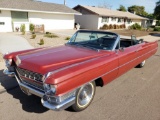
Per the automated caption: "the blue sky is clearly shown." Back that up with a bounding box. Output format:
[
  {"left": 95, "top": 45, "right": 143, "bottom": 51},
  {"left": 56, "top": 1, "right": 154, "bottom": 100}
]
[{"left": 40, "top": 0, "right": 158, "bottom": 13}]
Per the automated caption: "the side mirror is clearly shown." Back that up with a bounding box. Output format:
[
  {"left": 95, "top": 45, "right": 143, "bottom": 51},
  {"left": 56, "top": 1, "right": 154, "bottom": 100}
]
[
  {"left": 138, "top": 39, "right": 144, "bottom": 43},
  {"left": 119, "top": 47, "right": 125, "bottom": 52}
]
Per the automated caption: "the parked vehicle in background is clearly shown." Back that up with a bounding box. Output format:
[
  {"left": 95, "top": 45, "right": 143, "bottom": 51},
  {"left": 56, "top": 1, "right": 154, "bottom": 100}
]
[{"left": 3, "top": 30, "right": 158, "bottom": 112}]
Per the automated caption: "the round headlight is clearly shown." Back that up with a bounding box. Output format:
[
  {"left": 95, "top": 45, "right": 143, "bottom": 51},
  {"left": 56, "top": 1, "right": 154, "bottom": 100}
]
[
  {"left": 50, "top": 85, "right": 56, "bottom": 94},
  {"left": 43, "top": 83, "right": 51, "bottom": 92},
  {"left": 5, "top": 59, "right": 12, "bottom": 67},
  {"left": 43, "top": 84, "right": 56, "bottom": 96}
]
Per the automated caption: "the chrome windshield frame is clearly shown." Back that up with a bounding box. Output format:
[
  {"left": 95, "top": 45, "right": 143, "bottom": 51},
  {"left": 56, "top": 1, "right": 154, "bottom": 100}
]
[{"left": 67, "top": 30, "right": 120, "bottom": 51}]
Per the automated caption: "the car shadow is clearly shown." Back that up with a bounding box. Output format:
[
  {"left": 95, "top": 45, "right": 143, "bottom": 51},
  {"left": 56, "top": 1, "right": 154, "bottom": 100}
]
[
  {"left": 0, "top": 70, "right": 48, "bottom": 113},
  {"left": 149, "top": 33, "right": 160, "bottom": 37}
]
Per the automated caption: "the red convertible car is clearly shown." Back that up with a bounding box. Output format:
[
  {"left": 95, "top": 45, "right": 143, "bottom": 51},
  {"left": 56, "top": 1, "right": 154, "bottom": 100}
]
[{"left": 3, "top": 30, "right": 158, "bottom": 112}]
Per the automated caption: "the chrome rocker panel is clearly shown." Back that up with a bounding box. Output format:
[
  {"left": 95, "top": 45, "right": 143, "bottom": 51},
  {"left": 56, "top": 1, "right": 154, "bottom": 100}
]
[{"left": 3, "top": 69, "right": 75, "bottom": 111}]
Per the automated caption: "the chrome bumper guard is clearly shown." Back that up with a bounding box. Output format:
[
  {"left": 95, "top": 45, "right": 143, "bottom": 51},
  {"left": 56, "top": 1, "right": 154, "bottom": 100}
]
[
  {"left": 41, "top": 96, "right": 75, "bottom": 111},
  {"left": 3, "top": 69, "right": 76, "bottom": 111}
]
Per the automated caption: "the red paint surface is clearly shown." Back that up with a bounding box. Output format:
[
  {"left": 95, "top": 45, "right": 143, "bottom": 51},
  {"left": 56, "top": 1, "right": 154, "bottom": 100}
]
[{"left": 4, "top": 41, "right": 158, "bottom": 95}]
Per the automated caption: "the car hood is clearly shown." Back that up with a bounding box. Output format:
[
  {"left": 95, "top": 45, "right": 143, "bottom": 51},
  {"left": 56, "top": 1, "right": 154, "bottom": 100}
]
[{"left": 16, "top": 45, "right": 110, "bottom": 74}]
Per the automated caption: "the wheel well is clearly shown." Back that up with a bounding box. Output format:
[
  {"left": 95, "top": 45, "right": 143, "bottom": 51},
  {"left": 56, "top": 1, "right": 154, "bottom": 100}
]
[{"left": 95, "top": 77, "right": 104, "bottom": 87}]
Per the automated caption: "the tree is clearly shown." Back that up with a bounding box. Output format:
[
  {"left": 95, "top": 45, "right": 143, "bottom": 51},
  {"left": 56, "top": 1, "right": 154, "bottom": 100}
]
[
  {"left": 98, "top": 1, "right": 112, "bottom": 9},
  {"left": 147, "top": 13, "right": 156, "bottom": 19},
  {"left": 128, "top": 5, "right": 148, "bottom": 16},
  {"left": 117, "top": 5, "right": 127, "bottom": 12},
  {"left": 154, "top": 0, "right": 160, "bottom": 20}
]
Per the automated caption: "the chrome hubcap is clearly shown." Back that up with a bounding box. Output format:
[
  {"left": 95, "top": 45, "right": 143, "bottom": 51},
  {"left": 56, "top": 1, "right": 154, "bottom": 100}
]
[{"left": 77, "top": 83, "right": 94, "bottom": 108}]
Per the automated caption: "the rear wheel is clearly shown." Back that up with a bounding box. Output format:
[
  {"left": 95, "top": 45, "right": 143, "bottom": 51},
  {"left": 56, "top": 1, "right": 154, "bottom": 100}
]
[
  {"left": 71, "top": 81, "right": 96, "bottom": 112},
  {"left": 137, "top": 60, "right": 146, "bottom": 68}
]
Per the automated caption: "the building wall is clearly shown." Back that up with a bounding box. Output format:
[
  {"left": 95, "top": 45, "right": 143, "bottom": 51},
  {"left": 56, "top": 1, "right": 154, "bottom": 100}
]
[
  {"left": 0, "top": 10, "right": 75, "bottom": 32},
  {"left": 98, "top": 17, "right": 126, "bottom": 29},
  {"left": 0, "top": 10, "right": 12, "bottom": 32},
  {"left": 29, "top": 12, "right": 75, "bottom": 30},
  {"left": 125, "top": 19, "right": 142, "bottom": 28},
  {"left": 75, "top": 15, "right": 99, "bottom": 29},
  {"left": 99, "top": 17, "right": 142, "bottom": 29}
]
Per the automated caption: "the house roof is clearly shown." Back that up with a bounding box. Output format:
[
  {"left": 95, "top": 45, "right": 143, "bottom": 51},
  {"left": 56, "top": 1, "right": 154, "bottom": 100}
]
[
  {"left": 74, "top": 5, "right": 147, "bottom": 20},
  {"left": 0, "top": 0, "right": 80, "bottom": 15}
]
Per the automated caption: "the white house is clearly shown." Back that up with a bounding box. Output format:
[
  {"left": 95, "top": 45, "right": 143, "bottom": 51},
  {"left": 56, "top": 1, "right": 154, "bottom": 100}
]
[
  {"left": 0, "top": 0, "right": 80, "bottom": 32},
  {"left": 73, "top": 5, "right": 147, "bottom": 29}
]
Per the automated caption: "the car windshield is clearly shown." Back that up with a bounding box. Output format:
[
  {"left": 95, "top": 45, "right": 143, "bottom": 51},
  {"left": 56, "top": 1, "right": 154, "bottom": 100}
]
[{"left": 67, "top": 31, "right": 118, "bottom": 50}]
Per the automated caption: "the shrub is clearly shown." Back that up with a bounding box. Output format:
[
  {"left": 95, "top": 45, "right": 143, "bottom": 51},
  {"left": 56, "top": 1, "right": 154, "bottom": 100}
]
[
  {"left": 109, "top": 24, "right": 113, "bottom": 29},
  {"left": 119, "top": 25, "right": 123, "bottom": 29},
  {"left": 113, "top": 24, "right": 116, "bottom": 29},
  {"left": 39, "top": 39, "right": 44, "bottom": 45},
  {"left": 156, "top": 20, "right": 160, "bottom": 26},
  {"left": 100, "top": 24, "right": 109, "bottom": 29},
  {"left": 46, "top": 32, "right": 51, "bottom": 34},
  {"left": 44, "top": 33, "right": 58, "bottom": 38},
  {"left": 20, "top": 24, "right": 26, "bottom": 35},
  {"left": 29, "top": 23, "right": 34, "bottom": 32},
  {"left": 31, "top": 34, "right": 36, "bottom": 39},
  {"left": 65, "top": 37, "right": 71, "bottom": 40},
  {"left": 122, "top": 24, "right": 126, "bottom": 28},
  {"left": 130, "top": 23, "right": 142, "bottom": 30},
  {"left": 154, "top": 27, "right": 160, "bottom": 31},
  {"left": 116, "top": 25, "right": 119, "bottom": 29}
]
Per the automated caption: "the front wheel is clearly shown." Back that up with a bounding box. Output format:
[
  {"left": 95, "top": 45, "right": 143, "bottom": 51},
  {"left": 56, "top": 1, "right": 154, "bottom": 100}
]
[
  {"left": 137, "top": 60, "right": 146, "bottom": 68},
  {"left": 71, "top": 81, "right": 96, "bottom": 112}
]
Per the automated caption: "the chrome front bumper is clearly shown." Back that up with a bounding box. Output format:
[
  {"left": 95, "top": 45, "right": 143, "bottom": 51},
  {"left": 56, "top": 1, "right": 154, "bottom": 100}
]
[{"left": 3, "top": 69, "right": 75, "bottom": 111}]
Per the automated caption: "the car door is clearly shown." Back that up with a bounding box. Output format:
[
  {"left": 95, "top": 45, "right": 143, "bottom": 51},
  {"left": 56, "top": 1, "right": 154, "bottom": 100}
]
[
  {"left": 135, "top": 42, "right": 157, "bottom": 64},
  {"left": 101, "top": 52, "right": 119, "bottom": 85},
  {"left": 117, "top": 45, "right": 138, "bottom": 77}
]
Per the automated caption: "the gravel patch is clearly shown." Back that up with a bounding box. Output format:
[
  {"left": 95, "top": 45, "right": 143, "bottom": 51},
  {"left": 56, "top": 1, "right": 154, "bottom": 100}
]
[{"left": 19, "top": 32, "right": 69, "bottom": 48}]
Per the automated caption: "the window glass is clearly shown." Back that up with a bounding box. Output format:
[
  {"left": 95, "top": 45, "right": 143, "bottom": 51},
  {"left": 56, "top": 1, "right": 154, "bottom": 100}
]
[
  {"left": 127, "top": 19, "right": 132, "bottom": 24},
  {"left": 102, "top": 17, "right": 109, "bottom": 23},
  {"left": 68, "top": 31, "right": 118, "bottom": 50},
  {"left": 111, "top": 17, "right": 116, "bottom": 21},
  {"left": 11, "top": 11, "right": 28, "bottom": 22}
]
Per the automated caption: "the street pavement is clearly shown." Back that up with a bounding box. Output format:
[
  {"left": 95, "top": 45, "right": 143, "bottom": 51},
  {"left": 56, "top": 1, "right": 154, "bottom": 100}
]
[{"left": 0, "top": 42, "right": 160, "bottom": 120}]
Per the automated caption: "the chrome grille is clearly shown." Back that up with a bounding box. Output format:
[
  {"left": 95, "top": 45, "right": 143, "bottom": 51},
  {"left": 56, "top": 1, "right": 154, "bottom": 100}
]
[
  {"left": 22, "top": 78, "right": 44, "bottom": 91},
  {"left": 15, "top": 67, "right": 44, "bottom": 91},
  {"left": 16, "top": 67, "right": 43, "bottom": 82}
]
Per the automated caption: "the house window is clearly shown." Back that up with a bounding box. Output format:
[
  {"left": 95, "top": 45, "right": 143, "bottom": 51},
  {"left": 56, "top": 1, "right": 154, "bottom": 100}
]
[
  {"left": 0, "top": 22, "right": 5, "bottom": 25},
  {"left": 102, "top": 17, "right": 109, "bottom": 23},
  {"left": 127, "top": 19, "right": 132, "bottom": 24},
  {"left": 11, "top": 11, "right": 28, "bottom": 22},
  {"left": 111, "top": 17, "right": 116, "bottom": 21},
  {"left": 118, "top": 18, "right": 124, "bottom": 23}
]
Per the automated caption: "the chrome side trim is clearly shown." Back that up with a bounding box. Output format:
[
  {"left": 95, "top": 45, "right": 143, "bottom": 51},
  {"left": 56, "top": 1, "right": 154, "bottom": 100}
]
[
  {"left": 99, "top": 47, "right": 158, "bottom": 77},
  {"left": 41, "top": 96, "right": 75, "bottom": 111}
]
